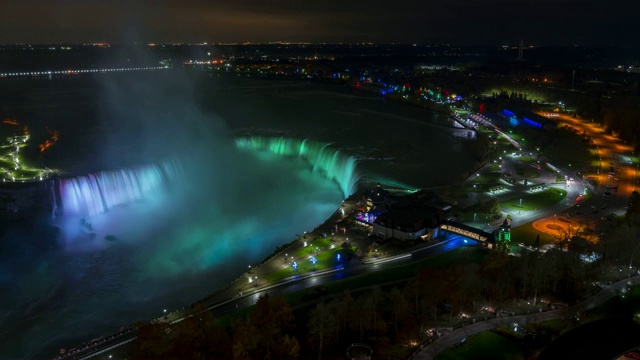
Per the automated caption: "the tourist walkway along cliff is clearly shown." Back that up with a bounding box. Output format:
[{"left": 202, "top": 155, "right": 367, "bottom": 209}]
[
  {"left": 411, "top": 274, "right": 640, "bottom": 360},
  {"left": 55, "top": 179, "right": 638, "bottom": 360}
]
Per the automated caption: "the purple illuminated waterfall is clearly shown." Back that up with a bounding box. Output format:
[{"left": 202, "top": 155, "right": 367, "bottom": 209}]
[{"left": 59, "top": 160, "right": 182, "bottom": 217}]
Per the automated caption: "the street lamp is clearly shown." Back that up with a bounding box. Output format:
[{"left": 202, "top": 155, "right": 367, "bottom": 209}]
[{"left": 628, "top": 240, "right": 640, "bottom": 275}]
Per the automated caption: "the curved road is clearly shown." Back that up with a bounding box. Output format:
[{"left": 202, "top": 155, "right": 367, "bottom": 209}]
[
  {"left": 55, "top": 236, "right": 472, "bottom": 360},
  {"left": 56, "top": 114, "right": 638, "bottom": 360},
  {"left": 414, "top": 274, "right": 640, "bottom": 360}
]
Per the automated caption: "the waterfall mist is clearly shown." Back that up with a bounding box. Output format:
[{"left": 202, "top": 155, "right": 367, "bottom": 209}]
[{"left": 0, "top": 70, "right": 350, "bottom": 359}]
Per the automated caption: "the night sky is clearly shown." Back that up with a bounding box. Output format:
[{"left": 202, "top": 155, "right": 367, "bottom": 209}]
[{"left": 0, "top": 0, "right": 637, "bottom": 46}]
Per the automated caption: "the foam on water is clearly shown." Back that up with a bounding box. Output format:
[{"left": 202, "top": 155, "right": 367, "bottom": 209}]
[
  {"left": 58, "top": 160, "right": 182, "bottom": 217},
  {"left": 235, "top": 136, "right": 359, "bottom": 197}
]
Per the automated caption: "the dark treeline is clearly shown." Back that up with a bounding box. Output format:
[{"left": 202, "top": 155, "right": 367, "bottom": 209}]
[{"left": 128, "top": 224, "right": 640, "bottom": 360}]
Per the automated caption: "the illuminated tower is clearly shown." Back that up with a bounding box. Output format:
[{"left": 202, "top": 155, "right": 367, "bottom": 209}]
[{"left": 496, "top": 226, "right": 512, "bottom": 252}]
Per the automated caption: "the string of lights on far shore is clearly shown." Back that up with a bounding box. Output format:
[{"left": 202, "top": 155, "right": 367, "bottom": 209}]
[{"left": 0, "top": 66, "right": 170, "bottom": 78}]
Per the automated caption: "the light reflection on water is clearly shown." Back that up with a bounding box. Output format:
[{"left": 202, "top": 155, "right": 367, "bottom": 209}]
[
  {"left": 0, "top": 153, "right": 343, "bottom": 359},
  {"left": 0, "top": 74, "right": 477, "bottom": 359}
]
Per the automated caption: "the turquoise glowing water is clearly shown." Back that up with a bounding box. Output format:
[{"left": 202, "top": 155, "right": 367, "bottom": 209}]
[
  {"left": 203, "top": 77, "right": 476, "bottom": 188},
  {"left": 59, "top": 160, "right": 183, "bottom": 217},
  {"left": 1, "top": 149, "right": 345, "bottom": 359},
  {"left": 0, "top": 73, "right": 478, "bottom": 359},
  {"left": 235, "top": 136, "right": 359, "bottom": 198}
]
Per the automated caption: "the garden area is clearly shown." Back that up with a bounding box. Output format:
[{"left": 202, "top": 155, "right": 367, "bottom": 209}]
[
  {"left": 501, "top": 188, "right": 567, "bottom": 211},
  {"left": 263, "top": 241, "right": 357, "bottom": 284},
  {"left": 0, "top": 121, "right": 55, "bottom": 182},
  {"left": 513, "top": 162, "right": 541, "bottom": 178}
]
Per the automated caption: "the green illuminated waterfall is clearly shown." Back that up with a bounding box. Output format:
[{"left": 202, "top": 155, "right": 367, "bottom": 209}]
[{"left": 235, "top": 136, "right": 359, "bottom": 197}]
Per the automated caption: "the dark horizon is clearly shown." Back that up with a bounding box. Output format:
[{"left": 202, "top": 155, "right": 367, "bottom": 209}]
[
  {"left": 1, "top": 0, "right": 638, "bottom": 47},
  {"left": 2, "top": 42, "right": 640, "bottom": 49}
]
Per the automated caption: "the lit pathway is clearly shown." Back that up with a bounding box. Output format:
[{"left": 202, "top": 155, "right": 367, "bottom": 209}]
[{"left": 412, "top": 274, "right": 640, "bottom": 360}]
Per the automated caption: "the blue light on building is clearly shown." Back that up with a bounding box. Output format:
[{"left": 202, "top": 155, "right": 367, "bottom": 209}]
[{"left": 523, "top": 117, "right": 542, "bottom": 128}]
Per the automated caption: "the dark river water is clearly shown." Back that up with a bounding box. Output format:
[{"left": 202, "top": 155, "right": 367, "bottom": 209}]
[{"left": 0, "top": 71, "right": 475, "bottom": 359}]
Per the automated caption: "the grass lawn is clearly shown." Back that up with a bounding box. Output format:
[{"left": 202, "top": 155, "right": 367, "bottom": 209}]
[
  {"left": 219, "top": 247, "right": 488, "bottom": 326},
  {"left": 513, "top": 163, "right": 541, "bottom": 179},
  {"left": 518, "top": 156, "right": 537, "bottom": 163},
  {"left": 471, "top": 172, "right": 501, "bottom": 184},
  {"left": 14, "top": 168, "right": 41, "bottom": 179},
  {"left": 264, "top": 249, "right": 338, "bottom": 283},
  {"left": 455, "top": 210, "right": 494, "bottom": 223},
  {"left": 510, "top": 223, "right": 555, "bottom": 247},
  {"left": 0, "top": 158, "right": 15, "bottom": 168},
  {"left": 501, "top": 188, "right": 567, "bottom": 211},
  {"left": 435, "top": 331, "right": 525, "bottom": 360},
  {"left": 465, "top": 182, "right": 496, "bottom": 192},
  {"left": 295, "top": 248, "right": 339, "bottom": 273},
  {"left": 293, "top": 237, "right": 333, "bottom": 258},
  {"left": 264, "top": 246, "right": 358, "bottom": 283}
]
